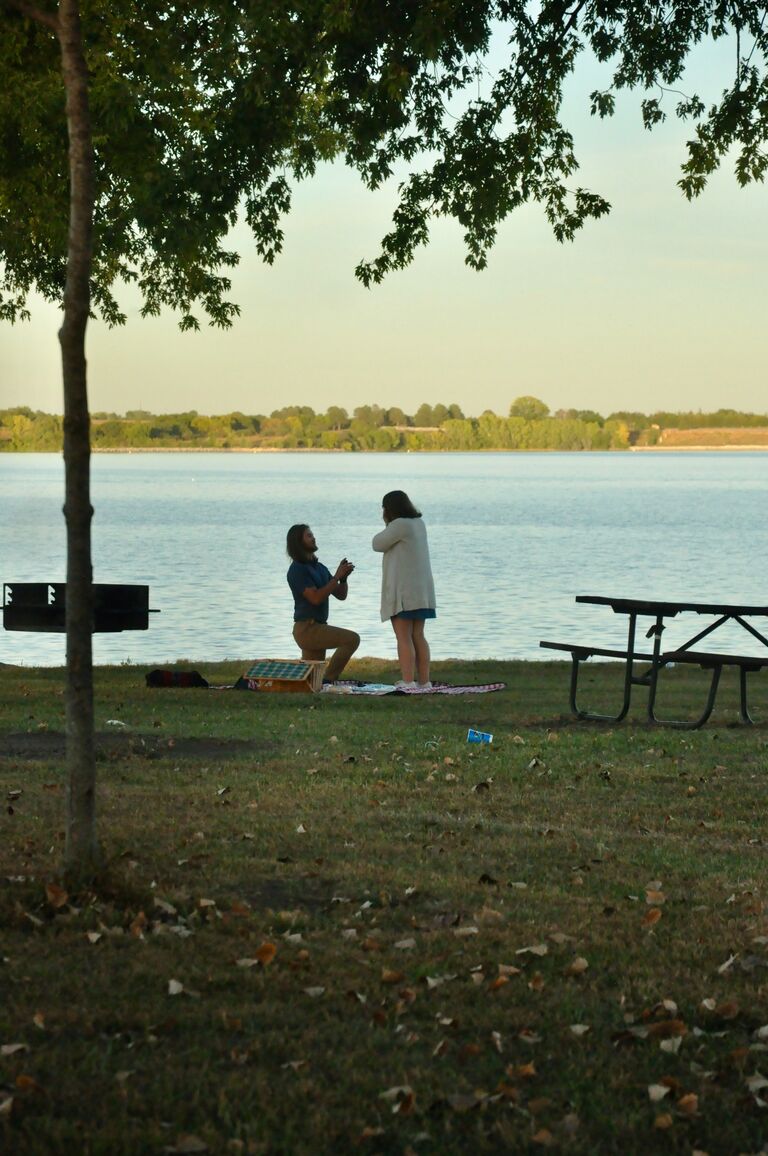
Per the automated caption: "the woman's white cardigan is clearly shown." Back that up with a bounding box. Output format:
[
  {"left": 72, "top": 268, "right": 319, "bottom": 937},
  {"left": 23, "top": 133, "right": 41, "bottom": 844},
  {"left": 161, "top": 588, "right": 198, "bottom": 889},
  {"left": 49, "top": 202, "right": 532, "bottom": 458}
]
[{"left": 372, "top": 517, "right": 436, "bottom": 622}]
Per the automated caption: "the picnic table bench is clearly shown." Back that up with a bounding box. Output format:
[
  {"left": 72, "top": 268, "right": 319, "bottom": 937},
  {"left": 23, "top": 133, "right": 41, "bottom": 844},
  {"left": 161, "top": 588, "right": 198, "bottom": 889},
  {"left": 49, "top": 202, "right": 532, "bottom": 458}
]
[{"left": 540, "top": 596, "right": 768, "bottom": 728}]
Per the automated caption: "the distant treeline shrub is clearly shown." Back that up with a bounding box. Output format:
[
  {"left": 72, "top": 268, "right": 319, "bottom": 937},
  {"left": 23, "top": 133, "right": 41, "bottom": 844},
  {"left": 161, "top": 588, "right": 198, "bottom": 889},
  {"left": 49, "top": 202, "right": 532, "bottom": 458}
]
[{"left": 2, "top": 401, "right": 766, "bottom": 452}]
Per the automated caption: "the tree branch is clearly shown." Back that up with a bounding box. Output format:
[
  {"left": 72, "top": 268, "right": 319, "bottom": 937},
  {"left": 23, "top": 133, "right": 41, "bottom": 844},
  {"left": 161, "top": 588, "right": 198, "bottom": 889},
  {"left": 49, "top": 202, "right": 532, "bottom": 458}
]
[{"left": 3, "top": 0, "right": 59, "bottom": 32}]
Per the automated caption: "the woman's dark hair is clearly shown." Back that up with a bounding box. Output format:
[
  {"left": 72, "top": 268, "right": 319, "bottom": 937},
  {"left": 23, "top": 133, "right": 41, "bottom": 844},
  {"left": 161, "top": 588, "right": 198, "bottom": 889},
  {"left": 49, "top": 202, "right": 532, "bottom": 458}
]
[
  {"left": 382, "top": 490, "right": 421, "bottom": 520},
  {"left": 286, "top": 523, "right": 311, "bottom": 562}
]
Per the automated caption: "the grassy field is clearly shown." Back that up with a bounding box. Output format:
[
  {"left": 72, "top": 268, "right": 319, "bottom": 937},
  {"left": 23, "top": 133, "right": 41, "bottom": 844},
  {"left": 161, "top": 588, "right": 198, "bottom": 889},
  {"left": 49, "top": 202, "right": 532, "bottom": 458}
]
[{"left": 1, "top": 657, "right": 767, "bottom": 1156}]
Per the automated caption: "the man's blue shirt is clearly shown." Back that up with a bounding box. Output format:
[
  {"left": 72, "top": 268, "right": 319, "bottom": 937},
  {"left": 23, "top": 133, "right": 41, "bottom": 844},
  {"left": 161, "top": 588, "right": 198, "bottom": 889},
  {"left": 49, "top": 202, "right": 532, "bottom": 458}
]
[{"left": 287, "top": 560, "right": 332, "bottom": 623}]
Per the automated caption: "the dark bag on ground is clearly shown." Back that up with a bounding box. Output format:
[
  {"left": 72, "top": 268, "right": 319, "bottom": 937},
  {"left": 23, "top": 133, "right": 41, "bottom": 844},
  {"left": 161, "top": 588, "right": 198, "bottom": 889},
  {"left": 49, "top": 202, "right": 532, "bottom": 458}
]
[{"left": 145, "top": 669, "right": 209, "bottom": 688}]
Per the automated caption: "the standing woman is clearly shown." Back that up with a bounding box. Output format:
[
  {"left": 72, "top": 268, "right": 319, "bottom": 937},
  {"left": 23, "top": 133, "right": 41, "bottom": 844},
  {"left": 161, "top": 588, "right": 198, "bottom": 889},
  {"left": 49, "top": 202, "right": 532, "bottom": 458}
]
[{"left": 372, "top": 490, "right": 436, "bottom": 690}]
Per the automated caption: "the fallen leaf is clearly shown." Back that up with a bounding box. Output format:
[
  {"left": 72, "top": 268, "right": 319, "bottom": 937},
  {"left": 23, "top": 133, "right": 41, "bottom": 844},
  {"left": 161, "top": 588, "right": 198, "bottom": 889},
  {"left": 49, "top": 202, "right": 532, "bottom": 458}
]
[
  {"left": 167, "top": 979, "right": 184, "bottom": 996},
  {"left": 0, "top": 1044, "right": 28, "bottom": 1057},
  {"left": 516, "top": 943, "right": 548, "bottom": 957},
  {"left": 714, "top": 1000, "right": 739, "bottom": 1020},
  {"left": 646, "top": 1019, "right": 687, "bottom": 1040},
  {"left": 531, "top": 1128, "right": 554, "bottom": 1146},
  {"left": 569, "top": 1024, "right": 591, "bottom": 1037},
  {"left": 254, "top": 942, "right": 277, "bottom": 966},
  {"left": 528, "top": 972, "right": 545, "bottom": 992},
  {"left": 357, "top": 1126, "right": 385, "bottom": 1141},
  {"left": 379, "top": 1084, "right": 413, "bottom": 1102},
  {"left": 15, "top": 1074, "right": 44, "bottom": 1094},
  {"left": 654, "top": 1113, "right": 674, "bottom": 1130},
  {"left": 381, "top": 969, "right": 405, "bottom": 985},
  {"left": 559, "top": 1112, "right": 580, "bottom": 1136},
  {"left": 444, "top": 1092, "right": 484, "bottom": 1112},
  {"left": 745, "top": 1071, "right": 768, "bottom": 1093},
  {"left": 45, "top": 882, "right": 68, "bottom": 909},
  {"left": 648, "top": 1084, "right": 670, "bottom": 1102},
  {"left": 303, "top": 987, "right": 325, "bottom": 998},
  {"left": 165, "top": 1136, "right": 209, "bottom": 1154},
  {"left": 564, "top": 957, "right": 589, "bottom": 976},
  {"left": 642, "top": 908, "right": 662, "bottom": 928},
  {"left": 660, "top": 1037, "right": 682, "bottom": 1055},
  {"left": 677, "top": 1092, "right": 698, "bottom": 1116},
  {"left": 394, "top": 938, "right": 416, "bottom": 950}
]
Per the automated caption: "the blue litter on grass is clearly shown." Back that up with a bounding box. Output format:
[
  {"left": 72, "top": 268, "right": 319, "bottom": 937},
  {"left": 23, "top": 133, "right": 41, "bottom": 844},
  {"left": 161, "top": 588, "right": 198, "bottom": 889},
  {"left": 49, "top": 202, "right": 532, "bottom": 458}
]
[{"left": 467, "top": 728, "right": 493, "bottom": 744}]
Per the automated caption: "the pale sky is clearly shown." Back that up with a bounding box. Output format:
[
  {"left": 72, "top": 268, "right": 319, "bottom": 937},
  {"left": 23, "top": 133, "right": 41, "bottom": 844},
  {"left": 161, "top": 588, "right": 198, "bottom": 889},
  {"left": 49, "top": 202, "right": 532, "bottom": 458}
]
[{"left": 1, "top": 35, "right": 767, "bottom": 419}]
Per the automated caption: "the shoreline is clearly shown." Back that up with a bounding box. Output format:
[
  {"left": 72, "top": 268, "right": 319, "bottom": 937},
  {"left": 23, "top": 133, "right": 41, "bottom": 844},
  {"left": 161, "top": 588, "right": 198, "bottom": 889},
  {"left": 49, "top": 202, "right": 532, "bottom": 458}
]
[{"left": 3, "top": 444, "right": 768, "bottom": 454}]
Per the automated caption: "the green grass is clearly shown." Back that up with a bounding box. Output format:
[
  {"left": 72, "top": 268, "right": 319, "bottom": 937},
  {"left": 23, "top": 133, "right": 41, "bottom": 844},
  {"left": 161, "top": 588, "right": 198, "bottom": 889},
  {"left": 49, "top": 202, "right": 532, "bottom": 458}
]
[{"left": 1, "top": 657, "right": 768, "bottom": 1155}]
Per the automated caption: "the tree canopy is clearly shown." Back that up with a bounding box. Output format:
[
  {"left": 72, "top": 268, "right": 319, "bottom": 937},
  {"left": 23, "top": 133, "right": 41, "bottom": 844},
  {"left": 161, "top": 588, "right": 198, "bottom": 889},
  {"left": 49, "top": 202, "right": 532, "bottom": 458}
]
[{"left": 2, "top": 2, "right": 768, "bottom": 328}]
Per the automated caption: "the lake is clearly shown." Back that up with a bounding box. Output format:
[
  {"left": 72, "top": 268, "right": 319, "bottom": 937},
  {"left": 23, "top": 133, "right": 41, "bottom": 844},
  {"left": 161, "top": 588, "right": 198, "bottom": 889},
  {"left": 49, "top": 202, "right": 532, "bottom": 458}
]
[{"left": 1, "top": 451, "right": 767, "bottom": 668}]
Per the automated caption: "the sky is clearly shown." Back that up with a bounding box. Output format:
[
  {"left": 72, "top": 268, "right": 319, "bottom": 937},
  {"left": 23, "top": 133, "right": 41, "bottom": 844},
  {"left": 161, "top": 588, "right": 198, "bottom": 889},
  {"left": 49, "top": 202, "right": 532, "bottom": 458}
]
[{"left": 1, "top": 31, "right": 767, "bottom": 420}]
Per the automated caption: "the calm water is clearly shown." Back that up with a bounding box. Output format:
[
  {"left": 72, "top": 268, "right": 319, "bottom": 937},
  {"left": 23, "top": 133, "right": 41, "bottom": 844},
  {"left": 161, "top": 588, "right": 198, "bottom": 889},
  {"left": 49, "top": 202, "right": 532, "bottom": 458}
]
[{"left": 1, "top": 451, "right": 767, "bottom": 667}]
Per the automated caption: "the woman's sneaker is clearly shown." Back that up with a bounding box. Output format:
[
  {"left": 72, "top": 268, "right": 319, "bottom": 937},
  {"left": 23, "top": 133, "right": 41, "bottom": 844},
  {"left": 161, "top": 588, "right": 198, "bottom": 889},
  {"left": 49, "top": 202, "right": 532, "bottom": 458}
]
[
  {"left": 394, "top": 680, "right": 417, "bottom": 690},
  {"left": 417, "top": 681, "right": 433, "bottom": 690}
]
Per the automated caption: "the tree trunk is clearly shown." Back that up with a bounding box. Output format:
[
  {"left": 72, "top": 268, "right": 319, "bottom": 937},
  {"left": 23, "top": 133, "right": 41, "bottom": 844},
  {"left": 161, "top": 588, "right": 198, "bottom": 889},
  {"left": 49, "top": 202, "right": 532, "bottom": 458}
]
[{"left": 57, "top": 0, "right": 98, "bottom": 875}]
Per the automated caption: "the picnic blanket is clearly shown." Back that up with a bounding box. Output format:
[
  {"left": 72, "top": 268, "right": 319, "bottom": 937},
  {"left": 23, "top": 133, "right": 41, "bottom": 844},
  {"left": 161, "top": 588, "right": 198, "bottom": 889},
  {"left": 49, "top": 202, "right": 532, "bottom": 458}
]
[
  {"left": 321, "top": 680, "right": 506, "bottom": 696},
  {"left": 145, "top": 669, "right": 506, "bottom": 696}
]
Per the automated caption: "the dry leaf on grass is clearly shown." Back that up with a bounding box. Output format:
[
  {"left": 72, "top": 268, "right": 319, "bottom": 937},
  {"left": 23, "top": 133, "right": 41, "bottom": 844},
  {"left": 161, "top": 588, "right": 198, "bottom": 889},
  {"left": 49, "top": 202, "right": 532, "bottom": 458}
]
[
  {"left": 164, "top": 1136, "right": 209, "bottom": 1154},
  {"left": 646, "top": 1019, "right": 687, "bottom": 1040},
  {"left": 254, "top": 942, "right": 277, "bottom": 966},
  {"left": 1, "top": 1044, "right": 28, "bottom": 1057},
  {"left": 713, "top": 999, "right": 739, "bottom": 1019},
  {"left": 642, "top": 908, "right": 662, "bottom": 928},
  {"left": 677, "top": 1092, "right": 698, "bottom": 1116},
  {"left": 654, "top": 1113, "right": 674, "bottom": 1130},
  {"left": 167, "top": 979, "right": 185, "bottom": 996},
  {"left": 516, "top": 943, "right": 548, "bottom": 957},
  {"left": 45, "top": 882, "right": 68, "bottom": 909},
  {"left": 569, "top": 1024, "right": 591, "bottom": 1037},
  {"left": 745, "top": 1071, "right": 768, "bottom": 1093},
  {"left": 563, "top": 957, "right": 589, "bottom": 976},
  {"left": 303, "top": 986, "right": 325, "bottom": 998},
  {"left": 648, "top": 1084, "right": 671, "bottom": 1102}
]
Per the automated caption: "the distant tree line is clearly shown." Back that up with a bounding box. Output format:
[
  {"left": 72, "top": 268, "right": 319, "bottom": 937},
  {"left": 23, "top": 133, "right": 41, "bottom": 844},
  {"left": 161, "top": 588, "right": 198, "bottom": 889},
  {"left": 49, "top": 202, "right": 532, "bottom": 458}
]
[{"left": 2, "top": 399, "right": 767, "bottom": 453}]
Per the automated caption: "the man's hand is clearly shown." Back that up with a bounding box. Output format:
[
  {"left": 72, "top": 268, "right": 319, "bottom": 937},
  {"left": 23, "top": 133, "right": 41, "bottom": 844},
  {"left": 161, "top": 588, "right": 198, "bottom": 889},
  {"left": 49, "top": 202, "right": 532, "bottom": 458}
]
[{"left": 335, "top": 558, "right": 355, "bottom": 582}]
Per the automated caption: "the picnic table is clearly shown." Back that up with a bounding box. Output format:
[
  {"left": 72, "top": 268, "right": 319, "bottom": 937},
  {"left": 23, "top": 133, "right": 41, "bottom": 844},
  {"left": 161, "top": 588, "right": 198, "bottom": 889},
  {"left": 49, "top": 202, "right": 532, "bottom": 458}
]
[{"left": 540, "top": 595, "right": 768, "bottom": 728}]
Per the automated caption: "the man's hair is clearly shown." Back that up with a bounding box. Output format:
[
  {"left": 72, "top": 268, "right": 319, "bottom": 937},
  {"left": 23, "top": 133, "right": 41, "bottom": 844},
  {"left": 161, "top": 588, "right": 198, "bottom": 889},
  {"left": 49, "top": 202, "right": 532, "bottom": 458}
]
[
  {"left": 286, "top": 523, "right": 312, "bottom": 562},
  {"left": 382, "top": 490, "right": 421, "bottom": 520}
]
